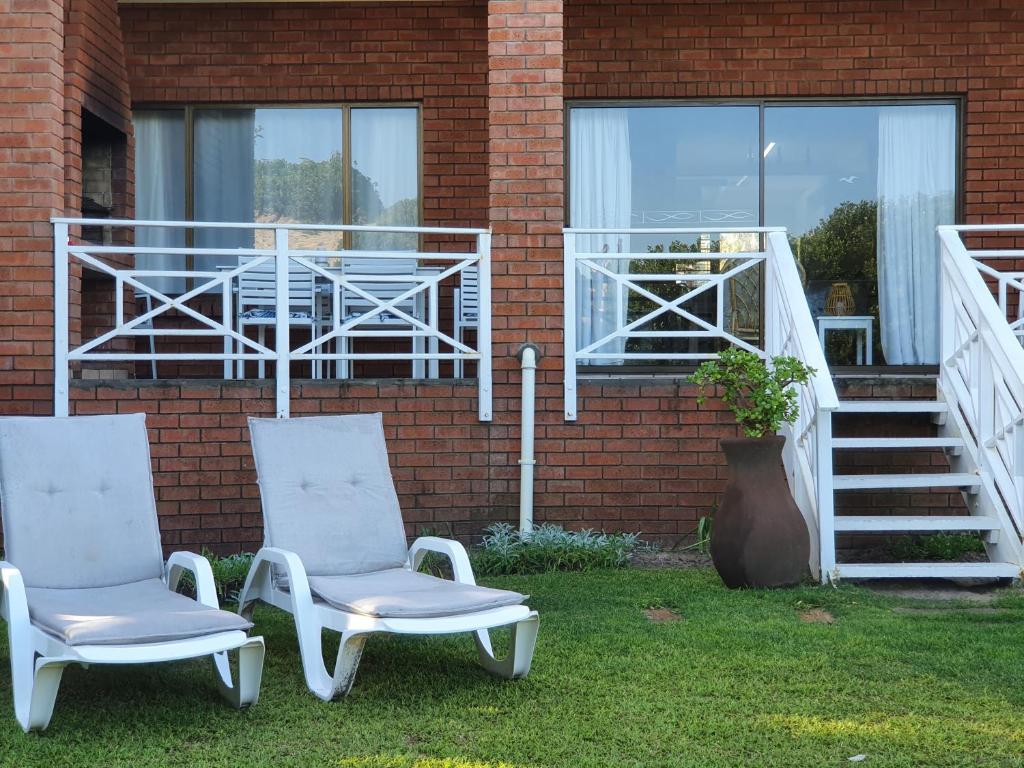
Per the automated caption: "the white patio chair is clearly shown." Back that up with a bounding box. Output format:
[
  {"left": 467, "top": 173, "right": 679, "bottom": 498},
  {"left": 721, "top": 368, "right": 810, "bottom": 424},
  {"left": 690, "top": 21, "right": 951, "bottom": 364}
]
[
  {"left": 236, "top": 256, "right": 329, "bottom": 379},
  {"left": 453, "top": 265, "right": 479, "bottom": 378},
  {"left": 334, "top": 256, "right": 432, "bottom": 379},
  {"left": 238, "top": 413, "right": 539, "bottom": 701},
  {"left": 0, "top": 414, "right": 265, "bottom": 732}
]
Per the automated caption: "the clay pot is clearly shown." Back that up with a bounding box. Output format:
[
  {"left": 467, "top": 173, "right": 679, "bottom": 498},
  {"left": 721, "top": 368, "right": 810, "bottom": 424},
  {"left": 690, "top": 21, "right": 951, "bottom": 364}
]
[{"left": 711, "top": 436, "right": 810, "bottom": 589}]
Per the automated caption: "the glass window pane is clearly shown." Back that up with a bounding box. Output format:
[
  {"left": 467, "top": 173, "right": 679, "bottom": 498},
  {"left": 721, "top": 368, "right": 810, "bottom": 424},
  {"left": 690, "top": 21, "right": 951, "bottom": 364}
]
[
  {"left": 350, "top": 107, "right": 419, "bottom": 250},
  {"left": 134, "top": 110, "right": 186, "bottom": 293},
  {"left": 193, "top": 109, "right": 256, "bottom": 254},
  {"left": 569, "top": 105, "right": 760, "bottom": 364},
  {"left": 193, "top": 108, "right": 344, "bottom": 252},
  {"left": 765, "top": 103, "right": 956, "bottom": 366}
]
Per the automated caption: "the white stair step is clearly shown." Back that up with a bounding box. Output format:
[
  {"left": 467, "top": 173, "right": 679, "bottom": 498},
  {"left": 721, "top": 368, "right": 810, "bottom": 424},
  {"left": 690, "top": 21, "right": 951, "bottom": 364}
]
[
  {"left": 832, "top": 437, "right": 964, "bottom": 450},
  {"left": 832, "top": 473, "right": 981, "bottom": 490},
  {"left": 834, "top": 562, "right": 1019, "bottom": 580},
  {"left": 834, "top": 515, "right": 999, "bottom": 532},
  {"left": 838, "top": 400, "right": 948, "bottom": 414}
]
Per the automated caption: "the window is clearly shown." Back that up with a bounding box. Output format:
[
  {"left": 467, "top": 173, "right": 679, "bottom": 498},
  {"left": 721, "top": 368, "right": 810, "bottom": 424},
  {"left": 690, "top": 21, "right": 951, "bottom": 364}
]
[
  {"left": 134, "top": 105, "right": 421, "bottom": 291},
  {"left": 568, "top": 101, "right": 958, "bottom": 368},
  {"left": 765, "top": 103, "right": 957, "bottom": 366}
]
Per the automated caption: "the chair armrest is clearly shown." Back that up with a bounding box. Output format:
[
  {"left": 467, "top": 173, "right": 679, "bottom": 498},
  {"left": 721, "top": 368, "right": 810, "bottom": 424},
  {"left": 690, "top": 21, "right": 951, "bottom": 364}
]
[
  {"left": 0, "top": 561, "right": 30, "bottom": 628},
  {"left": 408, "top": 537, "right": 477, "bottom": 585},
  {"left": 236, "top": 547, "right": 316, "bottom": 619},
  {"left": 166, "top": 551, "right": 221, "bottom": 610}
]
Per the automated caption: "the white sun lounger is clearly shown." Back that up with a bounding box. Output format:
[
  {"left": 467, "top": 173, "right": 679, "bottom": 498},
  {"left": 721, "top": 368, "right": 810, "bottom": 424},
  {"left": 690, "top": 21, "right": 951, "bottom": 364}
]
[
  {"left": 0, "top": 414, "right": 265, "bottom": 732},
  {"left": 238, "top": 413, "right": 539, "bottom": 700}
]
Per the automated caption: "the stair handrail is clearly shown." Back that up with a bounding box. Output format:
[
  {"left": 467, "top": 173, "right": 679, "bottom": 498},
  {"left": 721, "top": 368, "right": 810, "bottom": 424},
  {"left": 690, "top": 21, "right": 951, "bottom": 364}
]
[
  {"left": 938, "top": 225, "right": 1024, "bottom": 553},
  {"left": 765, "top": 231, "right": 839, "bottom": 582}
]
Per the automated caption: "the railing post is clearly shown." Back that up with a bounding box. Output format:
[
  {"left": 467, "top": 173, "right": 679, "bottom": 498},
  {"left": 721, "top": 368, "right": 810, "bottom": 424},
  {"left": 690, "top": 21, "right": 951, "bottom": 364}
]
[
  {"left": 816, "top": 410, "right": 836, "bottom": 583},
  {"left": 274, "top": 228, "right": 290, "bottom": 418},
  {"left": 53, "top": 222, "right": 70, "bottom": 417},
  {"left": 477, "top": 232, "right": 492, "bottom": 422},
  {"left": 563, "top": 231, "right": 577, "bottom": 421}
]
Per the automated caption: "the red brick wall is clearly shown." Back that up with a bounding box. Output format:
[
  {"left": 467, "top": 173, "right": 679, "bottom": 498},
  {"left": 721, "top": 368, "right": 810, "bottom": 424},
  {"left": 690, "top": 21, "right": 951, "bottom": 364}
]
[
  {"left": 0, "top": 0, "right": 65, "bottom": 415},
  {"left": 69, "top": 378, "right": 731, "bottom": 552},
  {"left": 64, "top": 0, "right": 133, "bottom": 217},
  {"left": 564, "top": 0, "right": 1024, "bottom": 224}
]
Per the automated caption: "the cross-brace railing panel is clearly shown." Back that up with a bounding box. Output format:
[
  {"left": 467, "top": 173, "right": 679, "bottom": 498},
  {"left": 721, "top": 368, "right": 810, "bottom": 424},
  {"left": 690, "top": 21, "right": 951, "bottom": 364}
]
[{"left": 52, "top": 219, "right": 492, "bottom": 421}]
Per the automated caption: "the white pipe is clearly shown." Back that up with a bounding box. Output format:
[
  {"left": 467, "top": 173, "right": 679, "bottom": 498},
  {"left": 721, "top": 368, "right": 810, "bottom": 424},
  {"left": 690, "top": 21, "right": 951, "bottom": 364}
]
[{"left": 518, "top": 344, "right": 540, "bottom": 533}]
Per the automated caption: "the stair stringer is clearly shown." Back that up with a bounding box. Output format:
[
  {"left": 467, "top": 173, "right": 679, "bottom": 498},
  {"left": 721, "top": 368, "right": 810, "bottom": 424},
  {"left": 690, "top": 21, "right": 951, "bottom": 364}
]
[{"left": 935, "top": 380, "right": 1024, "bottom": 573}]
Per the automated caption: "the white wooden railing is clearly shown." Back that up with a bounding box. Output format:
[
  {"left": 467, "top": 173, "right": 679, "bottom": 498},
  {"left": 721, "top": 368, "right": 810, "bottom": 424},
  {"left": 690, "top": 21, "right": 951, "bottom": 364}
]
[
  {"left": 938, "top": 225, "right": 1024, "bottom": 561},
  {"left": 562, "top": 227, "right": 838, "bottom": 579},
  {"left": 53, "top": 218, "right": 492, "bottom": 421},
  {"left": 764, "top": 231, "right": 839, "bottom": 581}
]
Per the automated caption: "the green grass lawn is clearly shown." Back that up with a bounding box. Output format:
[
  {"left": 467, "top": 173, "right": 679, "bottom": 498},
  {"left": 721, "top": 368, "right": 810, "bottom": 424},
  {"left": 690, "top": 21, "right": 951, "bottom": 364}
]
[{"left": 2, "top": 568, "right": 1024, "bottom": 767}]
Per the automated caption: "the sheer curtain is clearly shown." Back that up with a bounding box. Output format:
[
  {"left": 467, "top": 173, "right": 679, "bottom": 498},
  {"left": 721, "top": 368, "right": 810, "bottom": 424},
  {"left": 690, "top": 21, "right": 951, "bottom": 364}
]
[
  {"left": 877, "top": 105, "right": 956, "bottom": 365},
  {"left": 134, "top": 111, "right": 186, "bottom": 294},
  {"left": 570, "top": 108, "right": 632, "bottom": 364},
  {"left": 350, "top": 108, "right": 419, "bottom": 250},
  {"left": 193, "top": 110, "right": 256, "bottom": 267}
]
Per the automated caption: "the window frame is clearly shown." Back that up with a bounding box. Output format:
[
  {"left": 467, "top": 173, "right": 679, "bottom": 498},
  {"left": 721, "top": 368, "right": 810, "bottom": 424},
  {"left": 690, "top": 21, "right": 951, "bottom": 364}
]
[
  {"left": 565, "top": 96, "right": 965, "bottom": 375},
  {"left": 131, "top": 101, "right": 425, "bottom": 258}
]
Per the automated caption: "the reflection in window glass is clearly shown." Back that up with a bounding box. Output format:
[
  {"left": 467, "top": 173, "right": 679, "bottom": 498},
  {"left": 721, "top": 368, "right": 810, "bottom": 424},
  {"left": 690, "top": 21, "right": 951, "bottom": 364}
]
[
  {"left": 569, "top": 106, "right": 760, "bottom": 363},
  {"left": 350, "top": 108, "right": 419, "bottom": 250},
  {"left": 765, "top": 104, "right": 956, "bottom": 365}
]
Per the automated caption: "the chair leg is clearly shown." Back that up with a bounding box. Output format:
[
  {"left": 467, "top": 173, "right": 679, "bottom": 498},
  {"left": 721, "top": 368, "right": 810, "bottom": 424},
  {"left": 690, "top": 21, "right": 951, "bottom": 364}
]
[
  {"left": 474, "top": 612, "right": 540, "bottom": 680},
  {"left": 212, "top": 637, "right": 266, "bottom": 709},
  {"left": 12, "top": 656, "right": 70, "bottom": 733}
]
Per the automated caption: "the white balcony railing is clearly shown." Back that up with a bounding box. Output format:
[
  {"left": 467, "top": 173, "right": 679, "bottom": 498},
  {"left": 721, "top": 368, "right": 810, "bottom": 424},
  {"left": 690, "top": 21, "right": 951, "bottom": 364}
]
[
  {"left": 938, "top": 225, "right": 1024, "bottom": 559},
  {"left": 53, "top": 218, "right": 492, "bottom": 420},
  {"left": 562, "top": 227, "right": 838, "bottom": 578}
]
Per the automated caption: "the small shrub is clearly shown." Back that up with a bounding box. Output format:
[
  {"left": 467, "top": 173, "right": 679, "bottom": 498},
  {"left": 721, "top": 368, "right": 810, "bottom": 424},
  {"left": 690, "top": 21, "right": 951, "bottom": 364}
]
[
  {"left": 890, "top": 533, "right": 986, "bottom": 562},
  {"left": 691, "top": 348, "right": 816, "bottom": 438},
  {"left": 175, "top": 550, "right": 254, "bottom": 604},
  {"left": 471, "top": 523, "right": 640, "bottom": 576}
]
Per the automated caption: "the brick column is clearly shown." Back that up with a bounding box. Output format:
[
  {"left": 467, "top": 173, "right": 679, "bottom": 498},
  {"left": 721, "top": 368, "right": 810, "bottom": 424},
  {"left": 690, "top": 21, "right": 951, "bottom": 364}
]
[
  {"left": 487, "top": 0, "right": 564, "bottom": 382},
  {"left": 0, "top": 0, "right": 65, "bottom": 414}
]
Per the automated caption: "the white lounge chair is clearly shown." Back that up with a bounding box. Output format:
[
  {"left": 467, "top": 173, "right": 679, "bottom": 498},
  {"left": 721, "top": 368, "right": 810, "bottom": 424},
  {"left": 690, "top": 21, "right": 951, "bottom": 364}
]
[
  {"left": 0, "top": 414, "right": 265, "bottom": 732},
  {"left": 238, "top": 413, "right": 539, "bottom": 701}
]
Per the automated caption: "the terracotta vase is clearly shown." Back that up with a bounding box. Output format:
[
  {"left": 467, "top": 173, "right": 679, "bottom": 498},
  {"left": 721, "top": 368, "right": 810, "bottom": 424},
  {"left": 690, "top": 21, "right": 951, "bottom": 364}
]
[{"left": 711, "top": 436, "right": 810, "bottom": 589}]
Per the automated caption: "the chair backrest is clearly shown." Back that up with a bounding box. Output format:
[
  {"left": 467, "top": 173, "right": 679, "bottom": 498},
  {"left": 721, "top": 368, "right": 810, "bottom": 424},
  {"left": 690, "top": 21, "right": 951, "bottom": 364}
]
[
  {"left": 0, "top": 414, "right": 165, "bottom": 589},
  {"left": 248, "top": 413, "right": 408, "bottom": 576},
  {"left": 457, "top": 265, "right": 479, "bottom": 322},
  {"left": 340, "top": 257, "right": 419, "bottom": 321},
  {"left": 238, "top": 256, "right": 317, "bottom": 315}
]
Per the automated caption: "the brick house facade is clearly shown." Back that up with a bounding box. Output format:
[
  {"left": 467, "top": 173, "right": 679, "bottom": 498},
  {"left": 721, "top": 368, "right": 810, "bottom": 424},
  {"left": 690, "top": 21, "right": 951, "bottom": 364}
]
[{"left": 2, "top": 0, "right": 1023, "bottom": 553}]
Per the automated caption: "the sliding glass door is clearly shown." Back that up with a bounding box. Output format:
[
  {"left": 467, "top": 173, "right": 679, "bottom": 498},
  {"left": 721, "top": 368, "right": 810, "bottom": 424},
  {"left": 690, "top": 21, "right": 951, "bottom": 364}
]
[
  {"left": 133, "top": 105, "right": 420, "bottom": 290},
  {"left": 568, "top": 100, "right": 958, "bottom": 368},
  {"left": 765, "top": 103, "right": 956, "bottom": 366}
]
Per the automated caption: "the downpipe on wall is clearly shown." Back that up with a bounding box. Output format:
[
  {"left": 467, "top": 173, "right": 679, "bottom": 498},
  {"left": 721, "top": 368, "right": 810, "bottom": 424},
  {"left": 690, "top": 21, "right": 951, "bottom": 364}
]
[{"left": 517, "top": 344, "right": 541, "bottom": 533}]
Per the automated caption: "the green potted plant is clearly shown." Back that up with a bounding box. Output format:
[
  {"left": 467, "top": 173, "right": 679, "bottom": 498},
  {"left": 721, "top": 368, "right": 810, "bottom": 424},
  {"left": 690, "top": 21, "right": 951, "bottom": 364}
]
[{"left": 691, "top": 348, "right": 816, "bottom": 589}]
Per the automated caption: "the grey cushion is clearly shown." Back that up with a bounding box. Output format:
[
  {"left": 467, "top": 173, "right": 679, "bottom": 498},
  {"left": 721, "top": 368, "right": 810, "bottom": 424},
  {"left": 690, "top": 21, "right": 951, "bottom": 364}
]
[
  {"left": 248, "top": 414, "right": 409, "bottom": 576},
  {"left": 0, "top": 414, "right": 165, "bottom": 589},
  {"left": 307, "top": 568, "right": 526, "bottom": 618},
  {"left": 26, "top": 578, "right": 253, "bottom": 646}
]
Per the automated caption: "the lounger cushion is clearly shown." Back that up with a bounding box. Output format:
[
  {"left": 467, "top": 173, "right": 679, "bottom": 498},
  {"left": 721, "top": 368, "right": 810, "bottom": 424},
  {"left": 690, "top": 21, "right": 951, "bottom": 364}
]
[
  {"left": 307, "top": 568, "right": 526, "bottom": 618},
  {"left": 26, "top": 579, "right": 253, "bottom": 646},
  {"left": 248, "top": 414, "right": 409, "bottom": 576},
  {"left": 0, "top": 414, "right": 165, "bottom": 589}
]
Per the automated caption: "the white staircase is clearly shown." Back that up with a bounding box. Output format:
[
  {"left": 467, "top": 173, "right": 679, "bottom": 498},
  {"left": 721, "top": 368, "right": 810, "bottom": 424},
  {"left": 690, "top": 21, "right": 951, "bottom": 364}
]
[
  {"left": 808, "top": 225, "right": 1024, "bottom": 582},
  {"left": 827, "top": 396, "right": 1021, "bottom": 581}
]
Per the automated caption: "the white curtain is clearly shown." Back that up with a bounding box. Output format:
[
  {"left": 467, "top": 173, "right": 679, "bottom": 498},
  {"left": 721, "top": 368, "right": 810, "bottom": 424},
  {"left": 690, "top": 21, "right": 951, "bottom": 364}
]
[
  {"left": 570, "top": 108, "right": 632, "bottom": 364},
  {"left": 193, "top": 110, "right": 256, "bottom": 267},
  {"left": 350, "top": 108, "right": 419, "bottom": 250},
  {"left": 134, "top": 111, "right": 187, "bottom": 295},
  {"left": 877, "top": 105, "right": 956, "bottom": 365}
]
